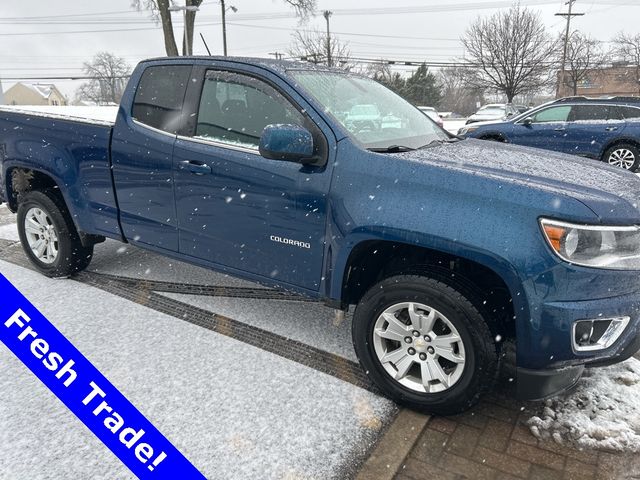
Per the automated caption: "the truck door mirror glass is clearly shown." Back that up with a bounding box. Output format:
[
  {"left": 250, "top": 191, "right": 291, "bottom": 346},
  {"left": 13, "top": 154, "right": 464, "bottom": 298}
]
[{"left": 259, "top": 124, "right": 315, "bottom": 163}]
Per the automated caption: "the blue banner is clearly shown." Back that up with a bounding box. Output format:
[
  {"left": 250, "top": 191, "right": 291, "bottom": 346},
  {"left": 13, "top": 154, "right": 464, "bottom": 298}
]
[{"left": 0, "top": 272, "right": 206, "bottom": 480}]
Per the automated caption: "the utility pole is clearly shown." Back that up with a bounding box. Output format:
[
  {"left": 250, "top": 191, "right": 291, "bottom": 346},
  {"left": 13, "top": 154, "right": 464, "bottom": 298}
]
[
  {"left": 269, "top": 52, "right": 284, "bottom": 60},
  {"left": 323, "top": 10, "right": 333, "bottom": 67},
  {"left": 220, "top": 0, "right": 237, "bottom": 56},
  {"left": 168, "top": 4, "right": 200, "bottom": 56},
  {"left": 555, "top": 0, "right": 584, "bottom": 95}
]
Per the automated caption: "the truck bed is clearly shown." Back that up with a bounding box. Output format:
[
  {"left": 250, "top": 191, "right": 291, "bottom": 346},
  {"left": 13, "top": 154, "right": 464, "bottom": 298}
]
[
  {"left": 0, "top": 105, "right": 118, "bottom": 126},
  {"left": 0, "top": 107, "right": 122, "bottom": 240}
]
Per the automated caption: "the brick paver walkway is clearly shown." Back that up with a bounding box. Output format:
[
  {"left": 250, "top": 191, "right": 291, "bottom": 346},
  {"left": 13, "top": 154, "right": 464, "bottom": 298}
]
[{"left": 394, "top": 386, "right": 640, "bottom": 480}]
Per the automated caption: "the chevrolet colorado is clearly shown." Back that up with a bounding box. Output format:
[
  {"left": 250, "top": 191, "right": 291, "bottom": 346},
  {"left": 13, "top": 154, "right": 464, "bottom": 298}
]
[{"left": 2, "top": 57, "right": 640, "bottom": 414}]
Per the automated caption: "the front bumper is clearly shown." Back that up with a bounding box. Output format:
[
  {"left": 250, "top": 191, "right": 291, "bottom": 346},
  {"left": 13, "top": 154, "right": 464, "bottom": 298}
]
[
  {"left": 517, "top": 365, "right": 584, "bottom": 401},
  {"left": 516, "top": 264, "right": 640, "bottom": 399},
  {"left": 517, "top": 328, "right": 640, "bottom": 400}
]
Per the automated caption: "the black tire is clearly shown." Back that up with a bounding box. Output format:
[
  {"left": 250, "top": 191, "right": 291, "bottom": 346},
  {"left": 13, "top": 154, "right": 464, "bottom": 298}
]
[
  {"left": 17, "top": 190, "right": 93, "bottom": 277},
  {"left": 602, "top": 143, "right": 640, "bottom": 172},
  {"left": 478, "top": 135, "right": 505, "bottom": 143},
  {"left": 352, "top": 275, "right": 498, "bottom": 415}
]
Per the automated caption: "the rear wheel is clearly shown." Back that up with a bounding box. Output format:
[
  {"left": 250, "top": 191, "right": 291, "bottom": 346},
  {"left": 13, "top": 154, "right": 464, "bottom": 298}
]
[
  {"left": 17, "top": 190, "right": 93, "bottom": 277},
  {"left": 352, "top": 275, "right": 498, "bottom": 415},
  {"left": 603, "top": 143, "right": 640, "bottom": 171}
]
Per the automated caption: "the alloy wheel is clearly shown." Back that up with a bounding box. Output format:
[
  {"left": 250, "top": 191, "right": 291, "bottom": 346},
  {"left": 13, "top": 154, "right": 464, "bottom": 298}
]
[
  {"left": 372, "top": 302, "right": 466, "bottom": 393},
  {"left": 24, "top": 207, "right": 59, "bottom": 264},
  {"left": 608, "top": 148, "right": 636, "bottom": 169}
]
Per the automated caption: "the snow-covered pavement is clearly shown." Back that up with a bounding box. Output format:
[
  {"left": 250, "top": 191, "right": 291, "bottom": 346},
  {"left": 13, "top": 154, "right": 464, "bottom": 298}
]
[
  {"left": 0, "top": 206, "right": 397, "bottom": 479},
  {"left": 528, "top": 358, "right": 640, "bottom": 453}
]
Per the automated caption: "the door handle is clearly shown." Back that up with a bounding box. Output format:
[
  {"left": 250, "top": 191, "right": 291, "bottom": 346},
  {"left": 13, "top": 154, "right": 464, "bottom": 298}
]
[
  {"left": 179, "top": 160, "right": 211, "bottom": 175},
  {"left": 605, "top": 126, "right": 618, "bottom": 132},
  {"left": 554, "top": 126, "right": 566, "bottom": 131}
]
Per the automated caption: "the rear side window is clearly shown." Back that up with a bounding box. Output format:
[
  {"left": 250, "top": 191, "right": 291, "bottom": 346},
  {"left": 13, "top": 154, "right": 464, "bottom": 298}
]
[
  {"left": 132, "top": 65, "right": 191, "bottom": 134},
  {"left": 569, "top": 105, "right": 608, "bottom": 122},
  {"left": 617, "top": 106, "right": 640, "bottom": 121},
  {"left": 194, "top": 70, "right": 305, "bottom": 149}
]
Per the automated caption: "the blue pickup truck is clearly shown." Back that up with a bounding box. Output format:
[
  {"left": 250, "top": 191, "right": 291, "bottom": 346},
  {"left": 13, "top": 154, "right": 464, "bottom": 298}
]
[{"left": 2, "top": 57, "right": 640, "bottom": 415}]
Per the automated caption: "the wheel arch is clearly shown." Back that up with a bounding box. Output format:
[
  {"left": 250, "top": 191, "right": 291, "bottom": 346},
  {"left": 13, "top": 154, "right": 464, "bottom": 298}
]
[
  {"left": 5, "top": 166, "right": 104, "bottom": 247},
  {"left": 332, "top": 234, "right": 526, "bottom": 338},
  {"left": 600, "top": 136, "right": 640, "bottom": 160},
  {"left": 477, "top": 131, "right": 508, "bottom": 142}
]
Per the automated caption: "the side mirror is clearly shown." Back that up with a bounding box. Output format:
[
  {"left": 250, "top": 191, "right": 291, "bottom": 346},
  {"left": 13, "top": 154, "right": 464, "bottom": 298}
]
[
  {"left": 259, "top": 124, "right": 315, "bottom": 164},
  {"left": 522, "top": 117, "right": 533, "bottom": 126}
]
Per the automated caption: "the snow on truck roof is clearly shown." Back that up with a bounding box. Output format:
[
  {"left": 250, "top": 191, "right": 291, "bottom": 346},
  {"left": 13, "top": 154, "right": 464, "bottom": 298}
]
[{"left": 138, "top": 55, "right": 345, "bottom": 75}]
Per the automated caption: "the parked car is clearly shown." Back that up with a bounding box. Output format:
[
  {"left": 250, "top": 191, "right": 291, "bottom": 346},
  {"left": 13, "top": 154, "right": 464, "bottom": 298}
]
[
  {"left": 515, "top": 104, "right": 532, "bottom": 114},
  {"left": 345, "top": 104, "right": 382, "bottom": 132},
  {"left": 417, "top": 106, "right": 444, "bottom": 127},
  {"left": 458, "top": 96, "right": 640, "bottom": 171},
  {"left": 2, "top": 58, "right": 640, "bottom": 415},
  {"left": 466, "top": 103, "right": 519, "bottom": 124}
]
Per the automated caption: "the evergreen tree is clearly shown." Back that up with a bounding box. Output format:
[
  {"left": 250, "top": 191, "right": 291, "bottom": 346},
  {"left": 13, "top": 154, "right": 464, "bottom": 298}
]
[{"left": 402, "top": 64, "right": 442, "bottom": 106}]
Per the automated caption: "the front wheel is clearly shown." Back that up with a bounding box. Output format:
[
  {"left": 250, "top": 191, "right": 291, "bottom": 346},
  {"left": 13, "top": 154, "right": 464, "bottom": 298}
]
[
  {"left": 352, "top": 275, "right": 498, "bottom": 415},
  {"left": 17, "top": 190, "right": 93, "bottom": 277},
  {"left": 603, "top": 143, "right": 640, "bottom": 171}
]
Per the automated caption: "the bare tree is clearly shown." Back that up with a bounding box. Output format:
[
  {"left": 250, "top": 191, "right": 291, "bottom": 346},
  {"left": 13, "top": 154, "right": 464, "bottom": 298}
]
[
  {"left": 132, "top": 0, "right": 317, "bottom": 57},
  {"left": 612, "top": 32, "right": 640, "bottom": 95},
  {"left": 288, "top": 30, "right": 351, "bottom": 68},
  {"left": 559, "top": 32, "right": 605, "bottom": 96},
  {"left": 131, "top": 0, "right": 202, "bottom": 56},
  {"left": 75, "top": 52, "right": 131, "bottom": 105},
  {"left": 461, "top": 6, "right": 556, "bottom": 102},
  {"left": 438, "top": 67, "right": 484, "bottom": 116}
]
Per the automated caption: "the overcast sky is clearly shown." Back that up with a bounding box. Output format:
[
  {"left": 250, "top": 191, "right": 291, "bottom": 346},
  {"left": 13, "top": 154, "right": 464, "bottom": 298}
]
[{"left": 1, "top": 0, "right": 639, "bottom": 98}]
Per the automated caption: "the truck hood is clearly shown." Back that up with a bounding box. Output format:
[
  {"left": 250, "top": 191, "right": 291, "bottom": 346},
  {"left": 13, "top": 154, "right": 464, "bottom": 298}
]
[{"left": 395, "top": 139, "right": 640, "bottom": 223}]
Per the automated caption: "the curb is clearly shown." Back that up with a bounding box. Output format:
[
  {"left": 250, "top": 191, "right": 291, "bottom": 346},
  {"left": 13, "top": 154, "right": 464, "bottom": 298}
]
[{"left": 356, "top": 408, "right": 430, "bottom": 480}]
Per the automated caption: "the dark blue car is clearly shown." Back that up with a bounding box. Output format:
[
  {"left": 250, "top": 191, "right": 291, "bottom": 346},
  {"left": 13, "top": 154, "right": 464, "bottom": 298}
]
[{"left": 458, "top": 96, "right": 640, "bottom": 171}]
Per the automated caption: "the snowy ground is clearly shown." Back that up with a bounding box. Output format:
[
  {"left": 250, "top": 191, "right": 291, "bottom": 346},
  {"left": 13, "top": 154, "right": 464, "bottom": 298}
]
[
  {"left": 442, "top": 118, "right": 467, "bottom": 135},
  {"left": 0, "top": 206, "right": 396, "bottom": 480},
  {"left": 528, "top": 358, "right": 640, "bottom": 453}
]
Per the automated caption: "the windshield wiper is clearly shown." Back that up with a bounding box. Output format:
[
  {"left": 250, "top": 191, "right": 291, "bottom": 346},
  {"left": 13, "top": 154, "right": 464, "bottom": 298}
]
[
  {"left": 418, "top": 137, "right": 462, "bottom": 149},
  {"left": 367, "top": 145, "right": 415, "bottom": 153}
]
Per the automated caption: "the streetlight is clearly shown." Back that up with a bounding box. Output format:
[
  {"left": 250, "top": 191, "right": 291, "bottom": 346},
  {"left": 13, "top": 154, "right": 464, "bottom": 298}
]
[
  {"left": 220, "top": 1, "right": 237, "bottom": 57},
  {"left": 168, "top": 4, "right": 200, "bottom": 56}
]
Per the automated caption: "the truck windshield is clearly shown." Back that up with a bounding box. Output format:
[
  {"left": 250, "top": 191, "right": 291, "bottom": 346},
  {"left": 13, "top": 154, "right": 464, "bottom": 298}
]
[{"left": 289, "top": 70, "right": 449, "bottom": 150}]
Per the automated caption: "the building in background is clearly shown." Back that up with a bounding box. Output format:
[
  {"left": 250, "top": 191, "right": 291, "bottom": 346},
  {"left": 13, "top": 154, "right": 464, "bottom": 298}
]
[
  {"left": 4, "top": 82, "right": 68, "bottom": 106},
  {"left": 557, "top": 64, "right": 640, "bottom": 98}
]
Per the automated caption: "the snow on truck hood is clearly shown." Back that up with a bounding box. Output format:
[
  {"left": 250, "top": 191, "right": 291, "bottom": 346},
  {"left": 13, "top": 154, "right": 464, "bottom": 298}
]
[{"left": 394, "top": 138, "right": 640, "bottom": 223}]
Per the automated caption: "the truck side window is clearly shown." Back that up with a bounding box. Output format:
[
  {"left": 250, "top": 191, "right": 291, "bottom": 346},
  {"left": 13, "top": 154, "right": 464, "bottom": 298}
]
[
  {"left": 194, "top": 70, "right": 305, "bottom": 149},
  {"left": 132, "top": 65, "right": 191, "bottom": 134}
]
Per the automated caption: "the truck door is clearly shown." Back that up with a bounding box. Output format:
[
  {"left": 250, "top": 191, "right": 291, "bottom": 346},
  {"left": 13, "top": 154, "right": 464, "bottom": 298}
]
[
  {"left": 111, "top": 64, "right": 192, "bottom": 252},
  {"left": 172, "top": 67, "right": 333, "bottom": 291}
]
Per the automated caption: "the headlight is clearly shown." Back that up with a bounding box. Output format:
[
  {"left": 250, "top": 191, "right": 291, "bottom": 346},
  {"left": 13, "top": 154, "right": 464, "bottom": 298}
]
[
  {"left": 458, "top": 126, "right": 478, "bottom": 136},
  {"left": 540, "top": 218, "right": 640, "bottom": 269}
]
